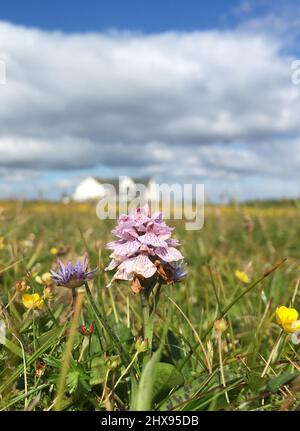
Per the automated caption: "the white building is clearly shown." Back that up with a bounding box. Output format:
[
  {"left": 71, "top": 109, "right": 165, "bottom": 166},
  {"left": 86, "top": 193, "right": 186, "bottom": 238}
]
[{"left": 72, "top": 176, "right": 155, "bottom": 202}]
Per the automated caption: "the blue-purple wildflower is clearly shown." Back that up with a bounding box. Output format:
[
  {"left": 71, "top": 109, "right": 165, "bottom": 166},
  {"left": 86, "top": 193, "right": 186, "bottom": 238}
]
[
  {"left": 50, "top": 257, "right": 97, "bottom": 289},
  {"left": 168, "top": 262, "right": 188, "bottom": 283}
]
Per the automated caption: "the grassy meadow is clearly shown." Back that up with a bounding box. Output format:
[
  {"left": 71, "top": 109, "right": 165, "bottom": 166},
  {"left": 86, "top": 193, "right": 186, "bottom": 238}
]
[{"left": 1, "top": 200, "right": 300, "bottom": 411}]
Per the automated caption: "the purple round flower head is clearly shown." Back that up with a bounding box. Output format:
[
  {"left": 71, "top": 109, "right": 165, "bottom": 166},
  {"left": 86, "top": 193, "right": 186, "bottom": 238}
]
[
  {"left": 50, "top": 256, "right": 97, "bottom": 289},
  {"left": 168, "top": 262, "right": 188, "bottom": 284},
  {"left": 106, "top": 204, "right": 186, "bottom": 287}
]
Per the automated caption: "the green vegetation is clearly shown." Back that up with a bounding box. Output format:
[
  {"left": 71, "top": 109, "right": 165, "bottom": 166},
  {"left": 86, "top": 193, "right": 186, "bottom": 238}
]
[{"left": 1, "top": 201, "right": 300, "bottom": 411}]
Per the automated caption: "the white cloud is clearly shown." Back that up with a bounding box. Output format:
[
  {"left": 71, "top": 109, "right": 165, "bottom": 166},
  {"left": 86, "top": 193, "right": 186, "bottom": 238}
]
[{"left": 0, "top": 20, "right": 299, "bottom": 200}]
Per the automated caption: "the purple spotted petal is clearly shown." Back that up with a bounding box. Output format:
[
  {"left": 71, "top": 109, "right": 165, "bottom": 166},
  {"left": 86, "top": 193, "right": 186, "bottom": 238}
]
[
  {"left": 155, "top": 247, "right": 184, "bottom": 262},
  {"left": 111, "top": 240, "right": 141, "bottom": 257},
  {"left": 118, "top": 254, "right": 157, "bottom": 279},
  {"left": 105, "top": 259, "right": 122, "bottom": 271},
  {"left": 166, "top": 238, "right": 180, "bottom": 247},
  {"left": 138, "top": 232, "right": 167, "bottom": 247}
]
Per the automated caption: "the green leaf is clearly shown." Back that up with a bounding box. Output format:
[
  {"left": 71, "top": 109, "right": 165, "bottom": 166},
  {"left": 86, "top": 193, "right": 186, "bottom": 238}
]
[
  {"left": 245, "top": 371, "right": 265, "bottom": 392},
  {"left": 183, "top": 377, "right": 244, "bottom": 411},
  {"left": 266, "top": 372, "right": 299, "bottom": 393},
  {"left": 89, "top": 357, "right": 107, "bottom": 386},
  {"left": 159, "top": 371, "right": 218, "bottom": 411},
  {"left": 66, "top": 370, "right": 80, "bottom": 394},
  {"left": 43, "top": 354, "right": 62, "bottom": 368},
  {"left": 89, "top": 334, "right": 102, "bottom": 356},
  {"left": 166, "top": 330, "right": 183, "bottom": 362},
  {"left": 134, "top": 349, "right": 161, "bottom": 410},
  {"left": 114, "top": 323, "right": 133, "bottom": 344},
  {"left": 152, "top": 362, "right": 184, "bottom": 401},
  {"left": 67, "top": 361, "right": 91, "bottom": 394},
  {"left": 3, "top": 338, "right": 24, "bottom": 359}
]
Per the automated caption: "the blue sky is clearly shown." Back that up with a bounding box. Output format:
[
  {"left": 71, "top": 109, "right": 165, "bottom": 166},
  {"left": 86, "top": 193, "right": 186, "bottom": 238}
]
[
  {"left": 0, "top": 0, "right": 270, "bottom": 33},
  {"left": 0, "top": 0, "right": 300, "bottom": 201}
]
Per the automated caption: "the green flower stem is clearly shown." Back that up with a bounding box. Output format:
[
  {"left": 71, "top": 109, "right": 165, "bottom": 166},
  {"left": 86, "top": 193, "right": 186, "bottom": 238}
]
[
  {"left": 104, "top": 351, "right": 140, "bottom": 404},
  {"left": 141, "top": 291, "right": 153, "bottom": 343},
  {"left": 141, "top": 281, "right": 162, "bottom": 359}
]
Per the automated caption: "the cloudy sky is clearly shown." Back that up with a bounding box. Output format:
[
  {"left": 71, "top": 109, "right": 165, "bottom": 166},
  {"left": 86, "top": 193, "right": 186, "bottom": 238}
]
[{"left": 0, "top": 0, "right": 300, "bottom": 201}]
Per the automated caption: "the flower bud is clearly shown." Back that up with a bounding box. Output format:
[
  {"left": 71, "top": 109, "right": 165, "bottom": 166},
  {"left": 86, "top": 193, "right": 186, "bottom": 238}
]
[
  {"left": 135, "top": 337, "right": 149, "bottom": 353},
  {"left": 79, "top": 323, "right": 94, "bottom": 336},
  {"left": 105, "top": 356, "right": 121, "bottom": 370},
  {"left": 214, "top": 318, "right": 228, "bottom": 333}
]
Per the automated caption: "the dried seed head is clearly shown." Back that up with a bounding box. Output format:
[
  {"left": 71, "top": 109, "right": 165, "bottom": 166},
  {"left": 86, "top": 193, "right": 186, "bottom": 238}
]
[
  {"left": 43, "top": 287, "right": 54, "bottom": 300},
  {"left": 14, "top": 280, "right": 29, "bottom": 292},
  {"left": 131, "top": 275, "right": 143, "bottom": 294}
]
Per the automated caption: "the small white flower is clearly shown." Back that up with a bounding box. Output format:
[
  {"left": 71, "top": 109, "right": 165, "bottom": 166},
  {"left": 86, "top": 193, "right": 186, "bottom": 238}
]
[
  {"left": 0, "top": 319, "right": 6, "bottom": 345},
  {"left": 291, "top": 330, "right": 300, "bottom": 345}
]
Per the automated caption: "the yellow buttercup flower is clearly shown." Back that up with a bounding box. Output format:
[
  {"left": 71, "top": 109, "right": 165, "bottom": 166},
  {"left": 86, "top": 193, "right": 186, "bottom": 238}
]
[
  {"left": 50, "top": 247, "right": 58, "bottom": 255},
  {"left": 276, "top": 306, "right": 300, "bottom": 333},
  {"left": 235, "top": 270, "right": 250, "bottom": 284},
  {"left": 22, "top": 293, "right": 44, "bottom": 310}
]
